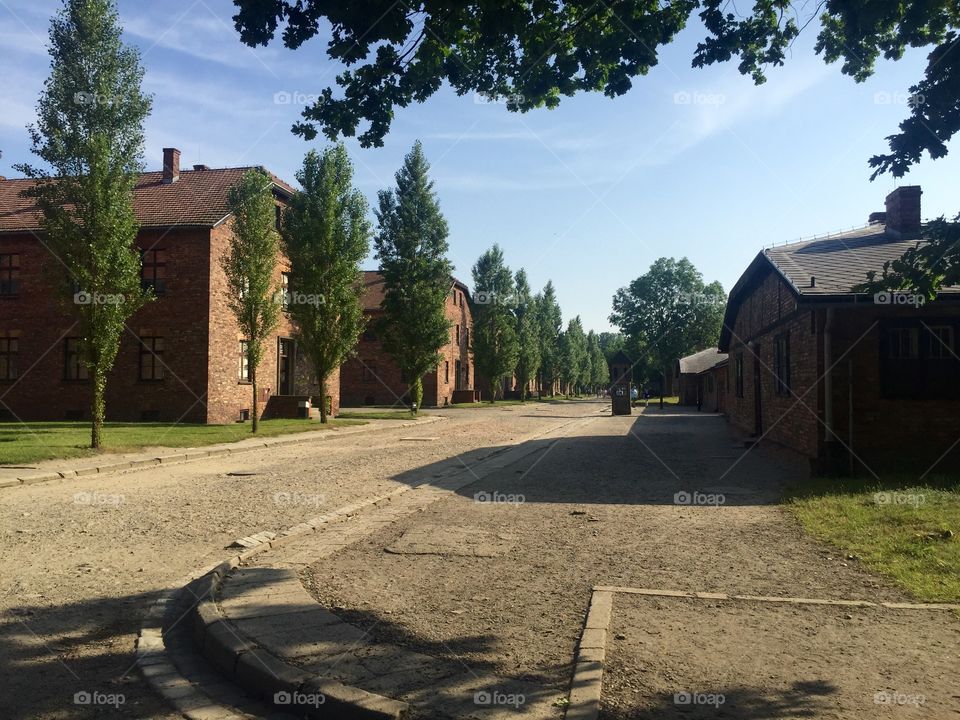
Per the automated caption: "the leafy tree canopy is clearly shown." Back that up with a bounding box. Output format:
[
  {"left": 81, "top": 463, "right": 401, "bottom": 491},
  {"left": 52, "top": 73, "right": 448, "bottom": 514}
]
[
  {"left": 232, "top": 0, "right": 959, "bottom": 177},
  {"left": 609, "top": 257, "right": 724, "bottom": 379}
]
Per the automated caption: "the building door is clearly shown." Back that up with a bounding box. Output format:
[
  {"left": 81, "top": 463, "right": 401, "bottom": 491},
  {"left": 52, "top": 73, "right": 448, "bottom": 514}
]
[
  {"left": 278, "top": 338, "right": 294, "bottom": 395},
  {"left": 752, "top": 351, "right": 762, "bottom": 435}
]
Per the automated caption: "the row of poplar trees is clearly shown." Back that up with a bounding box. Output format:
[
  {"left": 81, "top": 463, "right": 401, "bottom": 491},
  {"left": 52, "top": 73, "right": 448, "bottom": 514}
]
[{"left": 470, "top": 247, "right": 608, "bottom": 401}]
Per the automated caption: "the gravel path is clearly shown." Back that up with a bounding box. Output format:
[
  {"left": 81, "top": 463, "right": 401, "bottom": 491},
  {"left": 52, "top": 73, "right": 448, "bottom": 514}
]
[
  {"left": 0, "top": 402, "right": 586, "bottom": 719},
  {"left": 299, "top": 405, "right": 960, "bottom": 719}
]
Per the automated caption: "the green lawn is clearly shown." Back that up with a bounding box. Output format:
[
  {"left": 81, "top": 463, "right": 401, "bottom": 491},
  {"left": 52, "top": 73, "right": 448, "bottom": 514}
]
[
  {"left": 0, "top": 418, "right": 366, "bottom": 466},
  {"left": 787, "top": 474, "right": 959, "bottom": 604},
  {"left": 337, "top": 409, "right": 419, "bottom": 420}
]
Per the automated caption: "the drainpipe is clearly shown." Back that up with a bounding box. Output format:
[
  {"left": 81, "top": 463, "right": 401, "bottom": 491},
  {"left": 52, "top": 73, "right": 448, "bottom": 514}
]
[{"left": 823, "top": 308, "right": 835, "bottom": 445}]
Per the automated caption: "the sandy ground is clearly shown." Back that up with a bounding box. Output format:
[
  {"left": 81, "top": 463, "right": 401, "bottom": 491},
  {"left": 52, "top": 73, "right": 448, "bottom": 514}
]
[
  {"left": 302, "top": 405, "right": 960, "bottom": 719},
  {"left": 0, "top": 402, "right": 584, "bottom": 719}
]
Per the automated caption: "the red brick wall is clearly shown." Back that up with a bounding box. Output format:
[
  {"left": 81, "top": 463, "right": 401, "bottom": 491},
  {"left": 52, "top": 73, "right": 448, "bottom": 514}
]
[
  {"left": 340, "top": 286, "right": 473, "bottom": 407},
  {"left": 724, "top": 268, "right": 821, "bottom": 458}
]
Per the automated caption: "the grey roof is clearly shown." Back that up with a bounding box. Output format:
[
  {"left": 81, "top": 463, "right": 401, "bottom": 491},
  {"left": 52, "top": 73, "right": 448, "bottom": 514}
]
[
  {"left": 678, "top": 347, "right": 728, "bottom": 375},
  {"left": 763, "top": 223, "right": 960, "bottom": 297}
]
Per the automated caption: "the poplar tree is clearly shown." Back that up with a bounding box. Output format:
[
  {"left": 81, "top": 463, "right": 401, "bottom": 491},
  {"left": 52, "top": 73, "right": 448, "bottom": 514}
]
[
  {"left": 374, "top": 141, "right": 452, "bottom": 412},
  {"left": 282, "top": 146, "right": 370, "bottom": 423},
  {"left": 17, "top": 0, "right": 152, "bottom": 448},
  {"left": 223, "top": 169, "right": 281, "bottom": 433},
  {"left": 471, "top": 244, "right": 519, "bottom": 403},
  {"left": 513, "top": 269, "right": 540, "bottom": 401}
]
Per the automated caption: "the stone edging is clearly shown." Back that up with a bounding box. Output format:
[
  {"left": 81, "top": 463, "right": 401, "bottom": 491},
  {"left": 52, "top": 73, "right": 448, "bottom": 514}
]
[
  {"left": 2, "top": 416, "right": 443, "bottom": 490},
  {"left": 563, "top": 585, "right": 960, "bottom": 720},
  {"left": 137, "top": 410, "right": 602, "bottom": 719}
]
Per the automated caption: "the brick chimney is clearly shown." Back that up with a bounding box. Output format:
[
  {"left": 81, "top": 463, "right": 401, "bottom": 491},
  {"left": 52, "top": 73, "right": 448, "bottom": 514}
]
[
  {"left": 162, "top": 148, "right": 180, "bottom": 183},
  {"left": 884, "top": 185, "right": 921, "bottom": 237}
]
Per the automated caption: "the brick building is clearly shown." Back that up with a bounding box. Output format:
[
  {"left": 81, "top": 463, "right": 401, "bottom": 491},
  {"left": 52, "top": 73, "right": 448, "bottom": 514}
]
[
  {"left": 719, "top": 186, "right": 960, "bottom": 473},
  {"left": 676, "top": 347, "right": 728, "bottom": 410},
  {"left": 0, "top": 148, "right": 339, "bottom": 424},
  {"left": 339, "top": 271, "right": 476, "bottom": 407}
]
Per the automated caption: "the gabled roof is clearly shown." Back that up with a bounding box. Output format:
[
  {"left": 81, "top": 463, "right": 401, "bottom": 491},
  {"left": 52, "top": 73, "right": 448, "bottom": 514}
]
[
  {"left": 719, "top": 222, "right": 960, "bottom": 351},
  {"left": 359, "top": 270, "right": 471, "bottom": 311},
  {"left": 678, "top": 347, "right": 728, "bottom": 375},
  {"left": 0, "top": 167, "right": 295, "bottom": 234}
]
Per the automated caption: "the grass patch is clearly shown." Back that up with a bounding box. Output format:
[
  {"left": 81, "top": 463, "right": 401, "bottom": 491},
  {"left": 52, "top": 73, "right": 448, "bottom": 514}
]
[
  {"left": 0, "top": 418, "right": 366, "bottom": 466},
  {"left": 786, "top": 474, "right": 959, "bottom": 603},
  {"left": 337, "top": 409, "right": 419, "bottom": 420}
]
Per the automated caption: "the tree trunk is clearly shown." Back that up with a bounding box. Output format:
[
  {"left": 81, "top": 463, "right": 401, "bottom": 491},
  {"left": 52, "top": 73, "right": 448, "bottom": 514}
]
[
  {"left": 90, "top": 365, "right": 106, "bottom": 449},
  {"left": 489, "top": 378, "right": 496, "bottom": 403},
  {"left": 251, "top": 366, "right": 259, "bottom": 433},
  {"left": 319, "top": 376, "right": 328, "bottom": 424},
  {"left": 410, "top": 377, "right": 423, "bottom": 414}
]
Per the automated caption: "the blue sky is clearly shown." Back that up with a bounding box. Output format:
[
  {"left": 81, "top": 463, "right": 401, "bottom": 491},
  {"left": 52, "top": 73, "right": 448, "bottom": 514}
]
[{"left": 2, "top": 0, "right": 957, "bottom": 333}]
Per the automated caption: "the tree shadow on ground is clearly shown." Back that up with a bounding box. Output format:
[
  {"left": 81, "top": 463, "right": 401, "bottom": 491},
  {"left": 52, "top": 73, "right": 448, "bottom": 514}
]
[{"left": 599, "top": 679, "right": 839, "bottom": 719}]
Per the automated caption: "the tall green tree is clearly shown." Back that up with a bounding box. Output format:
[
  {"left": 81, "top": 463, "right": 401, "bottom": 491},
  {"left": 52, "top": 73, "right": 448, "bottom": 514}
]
[
  {"left": 223, "top": 169, "right": 282, "bottom": 433},
  {"left": 374, "top": 141, "right": 453, "bottom": 412},
  {"left": 513, "top": 269, "right": 540, "bottom": 401},
  {"left": 587, "top": 330, "right": 608, "bottom": 393},
  {"left": 609, "top": 257, "right": 725, "bottom": 401},
  {"left": 282, "top": 146, "right": 371, "bottom": 423},
  {"left": 471, "top": 244, "right": 519, "bottom": 403},
  {"left": 535, "top": 280, "right": 563, "bottom": 397},
  {"left": 559, "top": 317, "right": 587, "bottom": 396},
  {"left": 16, "top": 0, "right": 152, "bottom": 449}
]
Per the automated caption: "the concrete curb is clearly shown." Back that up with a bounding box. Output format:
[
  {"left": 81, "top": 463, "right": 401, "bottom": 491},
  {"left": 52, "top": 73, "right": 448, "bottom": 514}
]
[
  {"left": 191, "top": 566, "right": 407, "bottom": 719},
  {"left": 4, "top": 415, "right": 443, "bottom": 490},
  {"left": 564, "top": 590, "right": 612, "bottom": 720},
  {"left": 138, "top": 409, "right": 601, "bottom": 719}
]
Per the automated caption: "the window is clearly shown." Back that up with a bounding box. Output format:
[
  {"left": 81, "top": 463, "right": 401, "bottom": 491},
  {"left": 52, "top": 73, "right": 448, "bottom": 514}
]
[
  {"left": 888, "top": 328, "right": 919, "bottom": 359},
  {"left": 455, "top": 324, "right": 460, "bottom": 344},
  {"left": 926, "top": 325, "right": 954, "bottom": 360},
  {"left": 139, "top": 337, "right": 164, "bottom": 381},
  {"left": 444, "top": 361, "right": 449, "bottom": 384},
  {"left": 0, "top": 254, "right": 20, "bottom": 295},
  {"left": 64, "top": 338, "right": 89, "bottom": 380},
  {"left": 773, "top": 334, "right": 790, "bottom": 395},
  {"left": 0, "top": 336, "right": 17, "bottom": 380},
  {"left": 362, "top": 362, "right": 377, "bottom": 382},
  {"left": 464, "top": 327, "right": 469, "bottom": 348},
  {"left": 140, "top": 249, "right": 166, "bottom": 294},
  {"left": 280, "top": 272, "right": 291, "bottom": 310},
  {"left": 274, "top": 205, "right": 282, "bottom": 231},
  {"left": 734, "top": 354, "right": 744, "bottom": 397},
  {"left": 238, "top": 340, "right": 250, "bottom": 382},
  {"left": 362, "top": 328, "right": 377, "bottom": 342}
]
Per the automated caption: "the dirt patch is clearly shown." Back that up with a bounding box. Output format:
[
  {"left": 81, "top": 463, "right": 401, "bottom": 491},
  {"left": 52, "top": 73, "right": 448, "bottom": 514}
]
[
  {"left": 601, "top": 593, "right": 960, "bottom": 719},
  {"left": 386, "top": 524, "right": 517, "bottom": 557}
]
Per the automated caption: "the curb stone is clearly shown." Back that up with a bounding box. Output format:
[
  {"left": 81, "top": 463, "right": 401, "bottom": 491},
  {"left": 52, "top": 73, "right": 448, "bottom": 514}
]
[
  {"left": 7, "top": 415, "right": 443, "bottom": 489},
  {"left": 138, "top": 409, "right": 600, "bottom": 719}
]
